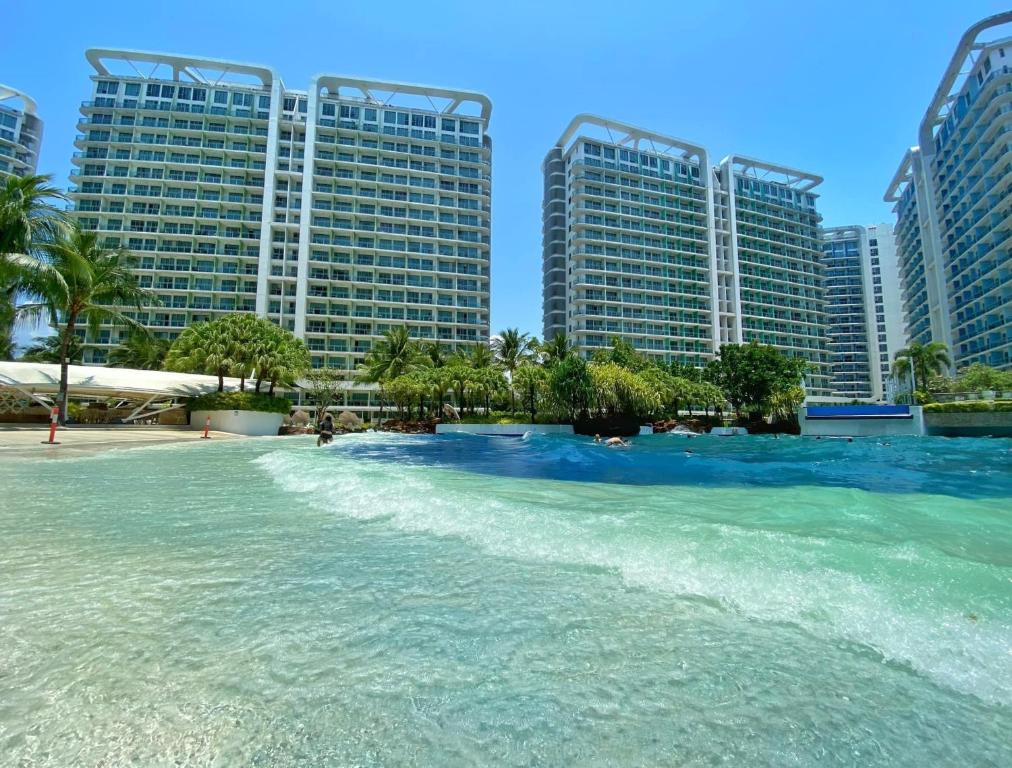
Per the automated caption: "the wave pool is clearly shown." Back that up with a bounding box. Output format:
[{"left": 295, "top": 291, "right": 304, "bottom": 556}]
[{"left": 1, "top": 433, "right": 1010, "bottom": 766}]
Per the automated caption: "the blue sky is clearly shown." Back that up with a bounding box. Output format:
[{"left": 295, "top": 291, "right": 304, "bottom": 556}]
[{"left": 2, "top": 0, "right": 1006, "bottom": 339}]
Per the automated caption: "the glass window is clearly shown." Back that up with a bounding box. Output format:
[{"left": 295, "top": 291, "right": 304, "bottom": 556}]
[
  {"left": 146, "top": 83, "right": 160, "bottom": 97},
  {"left": 214, "top": 90, "right": 228, "bottom": 104},
  {"left": 125, "top": 82, "right": 140, "bottom": 96}
]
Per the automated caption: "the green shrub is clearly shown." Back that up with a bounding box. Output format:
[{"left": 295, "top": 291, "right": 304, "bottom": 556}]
[
  {"left": 189, "top": 391, "right": 292, "bottom": 414},
  {"left": 923, "top": 400, "right": 1012, "bottom": 414}
]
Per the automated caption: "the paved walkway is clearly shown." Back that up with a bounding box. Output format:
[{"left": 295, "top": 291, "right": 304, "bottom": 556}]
[{"left": 0, "top": 425, "right": 242, "bottom": 459}]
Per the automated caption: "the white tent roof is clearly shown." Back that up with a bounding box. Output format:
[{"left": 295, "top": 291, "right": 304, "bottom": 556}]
[{"left": 0, "top": 361, "right": 243, "bottom": 400}]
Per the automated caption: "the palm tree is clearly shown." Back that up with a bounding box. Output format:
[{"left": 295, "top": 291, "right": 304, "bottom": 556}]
[
  {"left": 892, "top": 341, "right": 951, "bottom": 397},
  {"left": 468, "top": 342, "right": 494, "bottom": 370},
  {"left": 356, "top": 326, "right": 423, "bottom": 422},
  {"left": 0, "top": 174, "right": 66, "bottom": 359},
  {"left": 107, "top": 329, "right": 170, "bottom": 370},
  {"left": 492, "top": 328, "right": 534, "bottom": 413},
  {"left": 19, "top": 329, "right": 83, "bottom": 364},
  {"left": 19, "top": 225, "right": 154, "bottom": 423},
  {"left": 539, "top": 331, "right": 573, "bottom": 366},
  {"left": 422, "top": 342, "right": 446, "bottom": 368},
  {"left": 164, "top": 320, "right": 236, "bottom": 392}
]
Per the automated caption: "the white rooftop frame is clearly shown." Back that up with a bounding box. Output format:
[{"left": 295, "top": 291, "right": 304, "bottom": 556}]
[
  {"left": 918, "top": 11, "right": 1012, "bottom": 148},
  {"left": 721, "top": 154, "right": 822, "bottom": 192},
  {"left": 555, "top": 113, "right": 706, "bottom": 164},
  {"left": 883, "top": 147, "right": 918, "bottom": 203},
  {"left": 85, "top": 48, "right": 279, "bottom": 89},
  {"left": 0, "top": 84, "right": 38, "bottom": 116},
  {"left": 315, "top": 74, "right": 492, "bottom": 121}
]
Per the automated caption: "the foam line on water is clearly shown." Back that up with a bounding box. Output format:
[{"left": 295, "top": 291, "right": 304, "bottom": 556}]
[{"left": 253, "top": 448, "right": 1012, "bottom": 705}]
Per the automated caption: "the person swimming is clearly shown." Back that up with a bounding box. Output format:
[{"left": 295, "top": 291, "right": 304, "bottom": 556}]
[
  {"left": 594, "top": 434, "right": 602, "bottom": 444},
  {"left": 605, "top": 436, "right": 629, "bottom": 447}
]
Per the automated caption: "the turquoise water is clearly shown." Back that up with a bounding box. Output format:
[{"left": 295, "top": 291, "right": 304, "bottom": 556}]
[{"left": 0, "top": 433, "right": 1010, "bottom": 766}]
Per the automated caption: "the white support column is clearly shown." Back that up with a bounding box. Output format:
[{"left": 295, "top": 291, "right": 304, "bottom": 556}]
[
  {"left": 701, "top": 149, "right": 720, "bottom": 356},
  {"left": 723, "top": 162, "right": 744, "bottom": 343},
  {"left": 293, "top": 81, "right": 320, "bottom": 339},
  {"left": 255, "top": 79, "right": 284, "bottom": 317}
]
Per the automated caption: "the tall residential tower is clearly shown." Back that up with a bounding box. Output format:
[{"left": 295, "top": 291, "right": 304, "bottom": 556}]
[
  {"left": 885, "top": 12, "right": 1012, "bottom": 371},
  {"left": 820, "top": 223, "right": 903, "bottom": 401},
  {"left": 0, "top": 85, "right": 42, "bottom": 178},
  {"left": 69, "top": 50, "right": 491, "bottom": 398},
  {"left": 541, "top": 115, "right": 829, "bottom": 395}
]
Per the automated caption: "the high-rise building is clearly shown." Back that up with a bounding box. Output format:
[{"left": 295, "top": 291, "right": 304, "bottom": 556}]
[
  {"left": 822, "top": 226, "right": 875, "bottom": 400},
  {"left": 0, "top": 84, "right": 42, "bottom": 178},
  {"left": 541, "top": 115, "right": 715, "bottom": 368},
  {"left": 866, "top": 223, "right": 905, "bottom": 399},
  {"left": 69, "top": 49, "right": 491, "bottom": 406},
  {"left": 717, "top": 156, "right": 829, "bottom": 396},
  {"left": 541, "top": 115, "right": 829, "bottom": 395},
  {"left": 819, "top": 224, "right": 905, "bottom": 402},
  {"left": 885, "top": 12, "right": 1012, "bottom": 371}
]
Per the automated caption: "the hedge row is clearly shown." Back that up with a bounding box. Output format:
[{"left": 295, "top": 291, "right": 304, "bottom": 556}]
[
  {"left": 923, "top": 400, "right": 1012, "bottom": 413},
  {"left": 189, "top": 391, "right": 292, "bottom": 414}
]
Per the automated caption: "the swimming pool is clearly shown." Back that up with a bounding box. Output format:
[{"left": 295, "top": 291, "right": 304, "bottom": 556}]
[{"left": 1, "top": 433, "right": 1009, "bottom": 765}]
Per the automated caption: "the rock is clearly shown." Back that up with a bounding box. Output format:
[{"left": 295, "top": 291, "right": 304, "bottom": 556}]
[{"left": 338, "top": 410, "right": 363, "bottom": 431}]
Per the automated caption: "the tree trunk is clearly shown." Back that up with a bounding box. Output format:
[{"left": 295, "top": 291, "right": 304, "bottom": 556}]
[
  {"left": 255, "top": 377, "right": 263, "bottom": 393},
  {"left": 240, "top": 373, "right": 246, "bottom": 392},
  {"left": 217, "top": 370, "right": 224, "bottom": 392},
  {"left": 57, "top": 316, "right": 77, "bottom": 426},
  {"left": 268, "top": 378, "right": 277, "bottom": 396}
]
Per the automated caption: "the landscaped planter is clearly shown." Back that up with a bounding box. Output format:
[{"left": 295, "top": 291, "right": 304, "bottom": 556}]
[
  {"left": 190, "top": 409, "right": 284, "bottom": 436},
  {"left": 924, "top": 411, "right": 1012, "bottom": 438}
]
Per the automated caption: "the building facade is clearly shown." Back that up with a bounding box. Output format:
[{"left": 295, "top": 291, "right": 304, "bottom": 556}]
[
  {"left": 819, "top": 223, "right": 904, "bottom": 402},
  {"left": 541, "top": 115, "right": 715, "bottom": 368},
  {"left": 885, "top": 12, "right": 1012, "bottom": 371},
  {"left": 822, "top": 226, "right": 875, "bottom": 400},
  {"left": 866, "top": 223, "right": 905, "bottom": 399},
  {"left": 541, "top": 115, "right": 830, "bottom": 395},
  {"left": 69, "top": 49, "right": 491, "bottom": 408},
  {"left": 0, "top": 85, "right": 42, "bottom": 178}
]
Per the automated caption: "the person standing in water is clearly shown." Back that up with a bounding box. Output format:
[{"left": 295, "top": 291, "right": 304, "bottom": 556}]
[{"left": 317, "top": 414, "right": 335, "bottom": 446}]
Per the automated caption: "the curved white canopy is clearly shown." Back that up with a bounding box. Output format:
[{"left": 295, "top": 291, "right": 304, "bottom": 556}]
[{"left": 0, "top": 361, "right": 243, "bottom": 400}]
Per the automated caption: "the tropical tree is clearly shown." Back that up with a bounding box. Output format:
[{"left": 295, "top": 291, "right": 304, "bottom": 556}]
[
  {"left": 467, "top": 341, "right": 494, "bottom": 370},
  {"left": 493, "top": 328, "right": 535, "bottom": 413},
  {"left": 19, "top": 329, "right": 83, "bottom": 364},
  {"left": 709, "top": 342, "right": 809, "bottom": 420},
  {"left": 954, "top": 362, "right": 1012, "bottom": 394},
  {"left": 539, "top": 331, "right": 573, "bottom": 366},
  {"left": 588, "top": 362, "right": 657, "bottom": 419},
  {"left": 892, "top": 341, "right": 951, "bottom": 395},
  {"left": 303, "top": 367, "right": 345, "bottom": 422},
  {"left": 18, "top": 225, "right": 154, "bottom": 423},
  {"left": 0, "top": 174, "right": 66, "bottom": 359},
  {"left": 166, "top": 314, "right": 308, "bottom": 395},
  {"left": 107, "top": 329, "right": 169, "bottom": 370},
  {"left": 164, "top": 320, "right": 237, "bottom": 392},
  {"left": 591, "top": 337, "right": 648, "bottom": 372},
  {"left": 248, "top": 318, "right": 311, "bottom": 395},
  {"left": 422, "top": 341, "right": 447, "bottom": 369},
  {"left": 513, "top": 361, "right": 548, "bottom": 423},
  {"left": 547, "top": 354, "right": 594, "bottom": 422},
  {"left": 356, "top": 326, "right": 423, "bottom": 422}
]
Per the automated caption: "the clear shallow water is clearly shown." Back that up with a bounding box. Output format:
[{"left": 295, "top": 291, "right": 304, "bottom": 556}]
[{"left": 0, "top": 434, "right": 1010, "bottom": 767}]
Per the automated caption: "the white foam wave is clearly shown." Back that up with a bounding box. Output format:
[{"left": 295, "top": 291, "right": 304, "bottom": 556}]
[{"left": 253, "top": 448, "right": 1012, "bottom": 705}]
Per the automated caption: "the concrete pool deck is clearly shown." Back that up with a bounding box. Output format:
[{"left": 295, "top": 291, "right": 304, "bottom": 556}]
[{"left": 0, "top": 425, "right": 246, "bottom": 459}]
